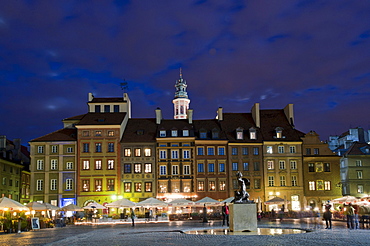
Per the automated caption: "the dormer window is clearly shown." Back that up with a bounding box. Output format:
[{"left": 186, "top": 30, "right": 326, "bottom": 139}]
[
  {"left": 171, "top": 130, "right": 178, "bottom": 137},
  {"left": 236, "top": 127, "right": 244, "bottom": 140},
  {"left": 200, "top": 129, "right": 207, "bottom": 139},
  {"left": 212, "top": 128, "right": 219, "bottom": 139},
  {"left": 183, "top": 130, "right": 189, "bottom": 137},
  {"left": 275, "top": 127, "right": 284, "bottom": 138},
  {"left": 160, "top": 130, "right": 166, "bottom": 137},
  {"left": 249, "top": 127, "right": 257, "bottom": 140}
]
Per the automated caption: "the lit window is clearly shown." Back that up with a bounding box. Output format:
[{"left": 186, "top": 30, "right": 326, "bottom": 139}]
[
  {"left": 266, "top": 146, "right": 273, "bottom": 154},
  {"left": 291, "top": 175, "right": 297, "bottom": 186},
  {"left": 236, "top": 127, "right": 243, "bottom": 140},
  {"left": 159, "top": 181, "right": 167, "bottom": 193},
  {"left": 95, "top": 160, "right": 102, "bottom": 170},
  {"left": 249, "top": 127, "right": 257, "bottom": 140},
  {"left": 280, "top": 176, "right": 286, "bottom": 186},
  {"left": 51, "top": 159, "right": 58, "bottom": 170},
  {"left": 107, "top": 179, "right": 115, "bottom": 191},
  {"left": 66, "top": 162, "right": 73, "bottom": 170},
  {"left": 290, "top": 161, "right": 297, "bottom": 170},
  {"left": 82, "top": 180, "right": 89, "bottom": 192},
  {"left": 124, "top": 182, "right": 131, "bottom": 192},
  {"left": 95, "top": 131, "right": 102, "bottom": 137},
  {"left": 37, "top": 160, "right": 44, "bottom": 170},
  {"left": 145, "top": 182, "right": 152, "bottom": 192},
  {"left": 50, "top": 179, "right": 57, "bottom": 191},
  {"left": 66, "top": 179, "right": 73, "bottom": 190},
  {"left": 134, "top": 148, "right": 141, "bottom": 157},
  {"left": 95, "top": 179, "right": 102, "bottom": 192},
  {"left": 183, "top": 130, "right": 189, "bottom": 137},
  {"left": 160, "top": 130, "right": 166, "bottom": 137},
  {"left": 209, "top": 181, "right": 216, "bottom": 191},
  {"left": 36, "top": 179, "right": 43, "bottom": 191},
  {"left": 254, "top": 179, "right": 261, "bottom": 189},
  {"left": 198, "top": 181, "right": 204, "bottom": 191},
  {"left": 171, "top": 130, "right": 177, "bottom": 137},
  {"left": 183, "top": 181, "right": 191, "bottom": 192},
  {"left": 275, "top": 127, "right": 283, "bottom": 138},
  {"left": 83, "top": 160, "right": 90, "bottom": 170},
  {"left": 37, "top": 146, "right": 44, "bottom": 154},
  {"left": 144, "top": 163, "right": 152, "bottom": 173},
  {"left": 134, "top": 163, "right": 141, "bottom": 173},
  {"left": 219, "top": 181, "right": 226, "bottom": 191},
  {"left": 144, "top": 148, "right": 151, "bottom": 157},
  {"left": 135, "top": 182, "right": 142, "bottom": 192},
  {"left": 324, "top": 181, "right": 331, "bottom": 190},
  {"left": 51, "top": 145, "right": 58, "bottom": 153},
  {"left": 124, "top": 148, "right": 131, "bottom": 157},
  {"left": 108, "top": 131, "right": 114, "bottom": 136},
  {"left": 267, "top": 160, "right": 274, "bottom": 170},
  {"left": 356, "top": 160, "right": 362, "bottom": 166},
  {"left": 358, "top": 185, "right": 364, "bottom": 193},
  {"left": 357, "top": 171, "right": 363, "bottom": 179},
  {"left": 268, "top": 176, "right": 274, "bottom": 186}
]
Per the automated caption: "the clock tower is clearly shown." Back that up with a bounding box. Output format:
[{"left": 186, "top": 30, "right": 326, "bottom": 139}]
[{"left": 172, "top": 68, "right": 190, "bottom": 119}]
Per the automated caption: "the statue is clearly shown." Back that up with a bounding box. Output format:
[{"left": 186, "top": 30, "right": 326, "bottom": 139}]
[{"left": 233, "top": 171, "right": 253, "bottom": 204}]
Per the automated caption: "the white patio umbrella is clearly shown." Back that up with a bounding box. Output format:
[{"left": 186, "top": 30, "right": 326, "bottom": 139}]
[
  {"left": 167, "top": 198, "right": 194, "bottom": 207},
  {"left": 26, "top": 201, "right": 48, "bottom": 211},
  {"left": 331, "top": 196, "right": 358, "bottom": 204},
  {"left": 60, "top": 204, "right": 84, "bottom": 212},
  {"left": 0, "top": 197, "right": 29, "bottom": 211},
  {"left": 83, "top": 202, "right": 106, "bottom": 209},
  {"left": 44, "top": 203, "right": 60, "bottom": 210},
  {"left": 136, "top": 197, "right": 167, "bottom": 207},
  {"left": 194, "top": 197, "right": 222, "bottom": 206},
  {"left": 105, "top": 198, "right": 136, "bottom": 208},
  {"left": 264, "top": 197, "right": 290, "bottom": 205}
]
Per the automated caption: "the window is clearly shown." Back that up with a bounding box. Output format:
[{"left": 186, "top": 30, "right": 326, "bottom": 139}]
[
  {"left": 200, "top": 131, "right": 207, "bottom": 139},
  {"left": 108, "top": 143, "right": 114, "bottom": 152},
  {"left": 144, "top": 163, "right": 152, "bottom": 173},
  {"left": 316, "top": 180, "right": 324, "bottom": 190},
  {"left": 209, "top": 181, "right": 216, "bottom": 191},
  {"left": 254, "top": 162, "right": 260, "bottom": 171},
  {"left": 107, "top": 179, "right": 115, "bottom": 191},
  {"left": 232, "top": 147, "right": 238, "bottom": 155},
  {"left": 37, "top": 146, "right": 44, "bottom": 154},
  {"left": 83, "top": 143, "right": 89, "bottom": 153},
  {"left": 159, "top": 165, "right": 167, "bottom": 175},
  {"left": 356, "top": 160, "right": 362, "bottom": 166},
  {"left": 219, "top": 163, "right": 225, "bottom": 173},
  {"left": 253, "top": 147, "right": 259, "bottom": 155},
  {"left": 108, "top": 130, "right": 114, "bottom": 136},
  {"left": 95, "top": 160, "right": 102, "bottom": 170},
  {"left": 50, "top": 179, "right": 57, "bottom": 191},
  {"left": 2, "top": 177, "right": 5, "bottom": 185},
  {"left": 254, "top": 179, "right": 261, "bottom": 189},
  {"left": 144, "top": 148, "right": 151, "bottom": 157},
  {"left": 308, "top": 163, "right": 314, "bottom": 172},
  {"left": 95, "top": 179, "right": 102, "bottom": 191},
  {"left": 278, "top": 146, "right": 284, "bottom": 154},
  {"left": 309, "top": 181, "right": 315, "bottom": 190},
  {"left": 172, "top": 165, "right": 179, "bottom": 175},
  {"left": 357, "top": 171, "right": 363, "bottom": 179},
  {"left": 280, "top": 176, "right": 286, "bottom": 186},
  {"left": 218, "top": 147, "right": 225, "bottom": 155},
  {"left": 134, "top": 163, "right": 141, "bottom": 173},
  {"left": 324, "top": 181, "right": 331, "bottom": 190},
  {"left": 95, "top": 143, "right": 102, "bottom": 152},
  {"left": 207, "top": 147, "right": 215, "bottom": 155},
  {"left": 219, "top": 181, "right": 226, "bottom": 191},
  {"left": 324, "top": 163, "right": 330, "bottom": 172},
  {"left": 159, "top": 181, "right": 167, "bottom": 193},
  {"left": 66, "top": 179, "right": 73, "bottom": 190},
  {"left": 83, "top": 160, "right": 90, "bottom": 170},
  {"left": 124, "top": 148, "right": 131, "bottom": 157},
  {"left": 9, "top": 179, "right": 12, "bottom": 186},
  {"left": 66, "top": 162, "right": 73, "bottom": 170},
  {"left": 306, "top": 148, "right": 311, "bottom": 155},
  {"left": 358, "top": 185, "right": 364, "bottom": 194},
  {"left": 51, "top": 159, "right": 58, "bottom": 170},
  {"left": 268, "top": 176, "right": 274, "bottom": 186},
  {"left": 291, "top": 175, "right": 297, "bottom": 186},
  {"left": 124, "top": 182, "right": 131, "bottom": 192},
  {"left": 183, "top": 165, "right": 190, "bottom": 175},
  {"left": 159, "top": 150, "right": 167, "bottom": 159},
  {"left": 232, "top": 162, "right": 238, "bottom": 171},
  {"left": 208, "top": 163, "right": 215, "bottom": 173},
  {"left": 249, "top": 128, "right": 257, "bottom": 139},
  {"left": 37, "top": 160, "right": 44, "bottom": 170},
  {"left": 114, "top": 105, "right": 119, "bottom": 112},
  {"left": 289, "top": 146, "right": 296, "bottom": 154},
  {"left": 135, "top": 182, "right": 142, "bottom": 192},
  {"left": 145, "top": 182, "right": 152, "bottom": 192},
  {"left": 51, "top": 145, "right": 58, "bottom": 153},
  {"left": 160, "top": 130, "right": 166, "bottom": 137},
  {"left": 198, "top": 181, "right": 205, "bottom": 191},
  {"left": 82, "top": 180, "right": 89, "bottom": 192},
  {"left": 275, "top": 127, "right": 283, "bottom": 138},
  {"left": 134, "top": 148, "right": 141, "bottom": 157},
  {"left": 197, "top": 147, "right": 204, "bottom": 155},
  {"left": 198, "top": 163, "right": 204, "bottom": 172},
  {"left": 290, "top": 161, "right": 297, "bottom": 170},
  {"left": 267, "top": 160, "right": 274, "bottom": 170},
  {"left": 95, "top": 105, "right": 101, "bottom": 112},
  {"left": 243, "top": 162, "right": 249, "bottom": 171},
  {"left": 36, "top": 179, "right": 43, "bottom": 191},
  {"left": 171, "top": 150, "right": 179, "bottom": 159},
  {"left": 236, "top": 128, "right": 243, "bottom": 140},
  {"left": 314, "top": 148, "right": 319, "bottom": 155},
  {"left": 124, "top": 164, "right": 132, "bottom": 173},
  {"left": 183, "top": 130, "right": 189, "bottom": 136},
  {"left": 279, "top": 161, "right": 286, "bottom": 170},
  {"left": 66, "top": 147, "right": 73, "bottom": 153},
  {"left": 82, "top": 131, "right": 90, "bottom": 137},
  {"left": 266, "top": 146, "right": 273, "bottom": 154},
  {"left": 107, "top": 160, "right": 114, "bottom": 170},
  {"left": 95, "top": 131, "right": 102, "bottom": 137},
  {"left": 183, "top": 150, "right": 190, "bottom": 159},
  {"left": 242, "top": 147, "right": 248, "bottom": 155},
  {"left": 103, "top": 105, "right": 110, "bottom": 112},
  {"left": 171, "top": 130, "right": 177, "bottom": 137}
]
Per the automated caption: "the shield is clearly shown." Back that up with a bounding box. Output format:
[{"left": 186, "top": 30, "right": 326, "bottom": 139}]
[
  {"left": 0, "top": 197, "right": 29, "bottom": 211},
  {"left": 194, "top": 197, "right": 221, "bottom": 206},
  {"left": 136, "top": 197, "right": 167, "bottom": 207},
  {"left": 167, "top": 198, "right": 194, "bottom": 207},
  {"left": 105, "top": 198, "right": 136, "bottom": 208}
]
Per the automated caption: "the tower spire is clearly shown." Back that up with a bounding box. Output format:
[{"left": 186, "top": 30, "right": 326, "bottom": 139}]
[{"left": 173, "top": 69, "right": 190, "bottom": 119}]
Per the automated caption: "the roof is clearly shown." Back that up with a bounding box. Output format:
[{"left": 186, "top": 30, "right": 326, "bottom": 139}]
[
  {"left": 76, "top": 112, "right": 126, "bottom": 125},
  {"left": 193, "top": 119, "right": 227, "bottom": 140},
  {"left": 344, "top": 142, "right": 370, "bottom": 156},
  {"left": 63, "top": 114, "right": 86, "bottom": 121},
  {"left": 121, "top": 118, "right": 157, "bottom": 143},
  {"left": 219, "top": 113, "right": 261, "bottom": 142},
  {"left": 30, "top": 128, "right": 77, "bottom": 142},
  {"left": 90, "top": 97, "right": 126, "bottom": 103}
]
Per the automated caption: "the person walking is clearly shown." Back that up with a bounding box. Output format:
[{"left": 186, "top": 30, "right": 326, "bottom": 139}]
[
  {"left": 222, "top": 202, "right": 229, "bottom": 226},
  {"left": 130, "top": 208, "right": 136, "bottom": 227},
  {"left": 346, "top": 203, "right": 355, "bottom": 229},
  {"left": 323, "top": 201, "right": 332, "bottom": 229}
]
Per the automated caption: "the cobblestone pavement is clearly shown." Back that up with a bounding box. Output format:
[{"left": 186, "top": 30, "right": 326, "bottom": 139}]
[{"left": 0, "top": 219, "right": 368, "bottom": 246}]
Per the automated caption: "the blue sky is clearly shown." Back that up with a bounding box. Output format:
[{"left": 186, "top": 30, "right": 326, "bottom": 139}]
[{"left": 1, "top": 0, "right": 370, "bottom": 145}]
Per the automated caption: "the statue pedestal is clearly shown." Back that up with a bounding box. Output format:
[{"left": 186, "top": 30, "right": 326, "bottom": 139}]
[{"left": 229, "top": 203, "right": 257, "bottom": 232}]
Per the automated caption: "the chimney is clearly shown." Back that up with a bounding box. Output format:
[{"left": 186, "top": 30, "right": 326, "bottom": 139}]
[
  {"left": 188, "top": 109, "right": 193, "bottom": 124},
  {"left": 284, "top": 104, "right": 294, "bottom": 127},
  {"left": 217, "top": 107, "right": 223, "bottom": 121},
  {"left": 13, "top": 138, "right": 21, "bottom": 159},
  {"left": 155, "top": 108, "right": 162, "bottom": 124},
  {"left": 251, "top": 103, "right": 260, "bottom": 128},
  {"left": 0, "top": 136, "right": 6, "bottom": 150},
  {"left": 88, "top": 93, "right": 94, "bottom": 102}
]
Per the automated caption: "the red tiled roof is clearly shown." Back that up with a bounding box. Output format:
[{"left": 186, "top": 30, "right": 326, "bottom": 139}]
[
  {"left": 30, "top": 128, "right": 77, "bottom": 142},
  {"left": 344, "top": 142, "right": 370, "bottom": 155}
]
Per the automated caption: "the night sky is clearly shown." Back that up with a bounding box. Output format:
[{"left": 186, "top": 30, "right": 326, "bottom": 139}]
[{"left": 1, "top": 0, "right": 370, "bottom": 146}]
